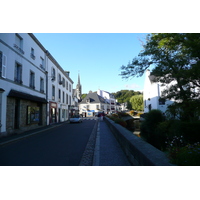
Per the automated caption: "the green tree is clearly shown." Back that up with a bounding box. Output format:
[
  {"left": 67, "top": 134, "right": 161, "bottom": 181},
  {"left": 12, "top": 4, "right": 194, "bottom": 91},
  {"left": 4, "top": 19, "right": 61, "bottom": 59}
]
[
  {"left": 81, "top": 94, "right": 87, "bottom": 99},
  {"left": 129, "top": 95, "right": 143, "bottom": 111},
  {"left": 120, "top": 33, "right": 200, "bottom": 121}
]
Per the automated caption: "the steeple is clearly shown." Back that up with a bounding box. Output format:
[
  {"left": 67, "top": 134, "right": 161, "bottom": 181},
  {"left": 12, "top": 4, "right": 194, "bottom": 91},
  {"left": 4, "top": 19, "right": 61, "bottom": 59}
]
[{"left": 76, "top": 73, "right": 82, "bottom": 100}]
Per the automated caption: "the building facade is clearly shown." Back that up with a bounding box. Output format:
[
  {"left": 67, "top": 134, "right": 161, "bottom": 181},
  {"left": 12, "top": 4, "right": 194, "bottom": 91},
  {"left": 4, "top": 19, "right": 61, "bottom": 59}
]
[
  {"left": 0, "top": 33, "right": 73, "bottom": 136},
  {"left": 143, "top": 69, "right": 174, "bottom": 113},
  {"left": 79, "top": 91, "right": 109, "bottom": 117},
  {"left": 97, "top": 89, "right": 118, "bottom": 113}
]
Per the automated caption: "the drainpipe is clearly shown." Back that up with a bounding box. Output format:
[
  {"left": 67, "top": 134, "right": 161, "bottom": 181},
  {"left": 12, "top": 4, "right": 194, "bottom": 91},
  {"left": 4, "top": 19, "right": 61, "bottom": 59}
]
[
  {"left": 0, "top": 88, "right": 5, "bottom": 133},
  {"left": 45, "top": 50, "right": 50, "bottom": 126}
]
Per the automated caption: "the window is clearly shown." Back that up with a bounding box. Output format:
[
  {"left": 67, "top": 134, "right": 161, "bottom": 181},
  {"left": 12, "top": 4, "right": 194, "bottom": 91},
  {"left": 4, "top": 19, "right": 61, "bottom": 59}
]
[
  {"left": 66, "top": 81, "right": 68, "bottom": 90},
  {"left": 52, "top": 85, "right": 55, "bottom": 100},
  {"left": 30, "top": 48, "right": 35, "bottom": 59},
  {"left": 58, "top": 74, "right": 62, "bottom": 84},
  {"left": 159, "top": 98, "right": 165, "bottom": 105},
  {"left": 27, "top": 106, "right": 40, "bottom": 124},
  {"left": 14, "top": 34, "right": 24, "bottom": 54},
  {"left": 40, "top": 57, "right": 44, "bottom": 69},
  {"left": 30, "top": 71, "right": 35, "bottom": 89},
  {"left": 40, "top": 78, "right": 44, "bottom": 93},
  {"left": 52, "top": 67, "right": 56, "bottom": 81},
  {"left": 58, "top": 89, "right": 61, "bottom": 102},
  {"left": 69, "top": 95, "right": 71, "bottom": 105},
  {"left": 15, "top": 62, "right": 22, "bottom": 84},
  {"left": 0, "top": 52, "right": 6, "bottom": 78},
  {"left": 66, "top": 94, "right": 68, "bottom": 104},
  {"left": 96, "top": 105, "right": 99, "bottom": 110},
  {"left": 69, "top": 84, "right": 71, "bottom": 92},
  {"left": 62, "top": 77, "right": 65, "bottom": 87},
  {"left": 63, "top": 91, "right": 65, "bottom": 103}
]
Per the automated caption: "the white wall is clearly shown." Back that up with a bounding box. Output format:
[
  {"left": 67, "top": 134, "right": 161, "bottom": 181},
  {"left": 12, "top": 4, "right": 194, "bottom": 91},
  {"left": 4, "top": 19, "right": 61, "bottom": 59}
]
[{"left": 0, "top": 33, "right": 47, "bottom": 133}]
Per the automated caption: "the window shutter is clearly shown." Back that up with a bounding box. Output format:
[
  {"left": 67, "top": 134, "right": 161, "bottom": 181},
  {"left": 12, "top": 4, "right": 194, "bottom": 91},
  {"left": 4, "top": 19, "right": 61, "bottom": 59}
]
[{"left": 2, "top": 54, "right": 7, "bottom": 78}]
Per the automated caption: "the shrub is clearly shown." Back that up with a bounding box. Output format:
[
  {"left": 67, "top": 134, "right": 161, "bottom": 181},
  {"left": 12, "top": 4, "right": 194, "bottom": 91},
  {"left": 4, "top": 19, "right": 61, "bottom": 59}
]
[
  {"left": 166, "top": 142, "right": 200, "bottom": 166},
  {"left": 165, "top": 120, "right": 200, "bottom": 144},
  {"left": 129, "top": 110, "right": 135, "bottom": 116},
  {"left": 114, "top": 118, "right": 127, "bottom": 128},
  {"left": 117, "top": 112, "right": 129, "bottom": 117},
  {"left": 140, "top": 109, "right": 165, "bottom": 149}
]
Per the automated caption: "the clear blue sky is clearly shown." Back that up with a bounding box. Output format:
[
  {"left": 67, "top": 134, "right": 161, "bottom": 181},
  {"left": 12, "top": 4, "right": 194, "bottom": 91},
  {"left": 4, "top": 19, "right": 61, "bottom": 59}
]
[{"left": 34, "top": 33, "right": 148, "bottom": 94}]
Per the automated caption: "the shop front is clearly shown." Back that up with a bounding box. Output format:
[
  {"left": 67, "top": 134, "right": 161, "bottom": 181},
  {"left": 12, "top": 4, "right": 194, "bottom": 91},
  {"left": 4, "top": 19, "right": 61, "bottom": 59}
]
[{"left": 49, "top": 102, "right": 57, "bottom": 124}]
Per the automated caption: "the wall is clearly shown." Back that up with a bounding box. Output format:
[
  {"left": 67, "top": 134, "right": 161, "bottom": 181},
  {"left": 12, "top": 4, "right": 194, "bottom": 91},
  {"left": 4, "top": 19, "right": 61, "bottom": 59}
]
[{"left": 104, "top": 117, "right": 172, "bottom": 166}]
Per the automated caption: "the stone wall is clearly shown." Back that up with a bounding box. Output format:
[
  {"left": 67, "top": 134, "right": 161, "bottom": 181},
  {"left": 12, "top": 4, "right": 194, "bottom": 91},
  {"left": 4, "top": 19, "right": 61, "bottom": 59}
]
[
  {"left": 6, "top": 97, "right": 46, "bottom": 135},
  {"left": 104, "top": 117, "right": 172, "bottom": 166}
]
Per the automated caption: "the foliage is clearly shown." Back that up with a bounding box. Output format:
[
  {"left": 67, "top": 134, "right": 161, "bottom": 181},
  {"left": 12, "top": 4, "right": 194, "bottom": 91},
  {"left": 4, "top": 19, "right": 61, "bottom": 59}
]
[
  {"left": 81, "top": 94, "right": 87, "bottom": 99},
  {"left": 114, "top": 118, "right": 127, "bottom": 128},
  {"left": 166, "top": 139, "right": 200, "bottom": 166},
  {"left": 117, "top": 111, "right": 129, "bottom": 118},
  {"left": 107, "top": 113, "right": 127, "bottom": 128},
  {"left": 112, "top": 90, "right": 142, "bottom": 104},
  {"left": 129, "top": 110, "right": 135, "bottom": 116},
  {"left": 140, "top": 109, "right": 165, "bottom": 149},
  {"left": 120, "top": 33, "right": 200, "bottom": 121},
  {"left": 129, "top": 95, "right": 143, "bottom": 111}
]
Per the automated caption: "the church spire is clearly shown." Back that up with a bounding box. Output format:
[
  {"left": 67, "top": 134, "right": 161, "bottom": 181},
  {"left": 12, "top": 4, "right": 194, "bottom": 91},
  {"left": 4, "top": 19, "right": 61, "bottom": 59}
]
[{"left": 76, "top": 72, "right": 82, "bottom": 100}]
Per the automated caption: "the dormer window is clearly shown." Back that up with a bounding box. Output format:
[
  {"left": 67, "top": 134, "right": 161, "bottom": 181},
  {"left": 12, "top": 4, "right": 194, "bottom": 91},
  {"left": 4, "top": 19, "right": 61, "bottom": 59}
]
[
  {"left": 159, "top": 98, "right": 165, "bottom": 105},
  {"left": 86, "top": 98, "right": 90, "bottom": 103}
]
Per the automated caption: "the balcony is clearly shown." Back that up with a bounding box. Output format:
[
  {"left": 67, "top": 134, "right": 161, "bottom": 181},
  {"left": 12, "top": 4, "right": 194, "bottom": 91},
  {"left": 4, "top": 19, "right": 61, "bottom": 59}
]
[
  {"left": 14, "top": 78, "right": 23, "bottom": 85},
  {"left": 30, "top": 53, "right": 36, "bottom": 60},
  {"left": 13, "top": 44, "right": 24, "bottom": 54}
]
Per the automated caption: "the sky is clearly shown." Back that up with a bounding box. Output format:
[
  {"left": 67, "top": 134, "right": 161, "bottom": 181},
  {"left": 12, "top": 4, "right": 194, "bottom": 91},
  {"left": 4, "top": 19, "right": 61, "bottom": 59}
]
[{"left": 34, "top": 33, "right": 148, "bottom": 94}]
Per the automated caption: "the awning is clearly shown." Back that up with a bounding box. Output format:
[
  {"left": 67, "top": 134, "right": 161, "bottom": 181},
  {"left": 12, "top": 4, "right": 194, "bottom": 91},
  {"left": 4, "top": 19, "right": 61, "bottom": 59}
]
[{"left": 7, "top": 89, "right": 47, "bottom": 103}]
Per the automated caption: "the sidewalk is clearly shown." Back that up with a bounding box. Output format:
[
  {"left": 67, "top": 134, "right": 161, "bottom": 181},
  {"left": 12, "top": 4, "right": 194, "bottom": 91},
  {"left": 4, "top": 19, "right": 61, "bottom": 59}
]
[{"left": 93, "top": 119, "right": 131, "bottom": 166}]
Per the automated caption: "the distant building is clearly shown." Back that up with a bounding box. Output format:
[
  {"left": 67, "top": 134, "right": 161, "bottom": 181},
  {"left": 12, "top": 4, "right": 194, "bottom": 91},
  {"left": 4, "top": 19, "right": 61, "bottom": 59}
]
[
  {"left": 97, "top": 89, "right": 118, "bottom": 113},
  {"left": 79, "top": 91, "right": 109, "bottom": 117}
]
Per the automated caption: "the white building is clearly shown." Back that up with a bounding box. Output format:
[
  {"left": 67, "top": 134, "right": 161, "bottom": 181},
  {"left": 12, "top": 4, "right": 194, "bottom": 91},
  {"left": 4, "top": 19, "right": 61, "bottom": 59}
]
[
  {"left": 97, "top": 89, "right": 118, "bottom": 113},
  {"left": 79, "top": 91, "right": 109, "bottom": 117},
  {"left": 143, "top": 69, "right": 174, "bottom": 113},
  {"left": 0, "top": 33, "right": 73, "bottom": 136},
  {"left": 45, "top": 49, "right": 73, "bottom": 124}
]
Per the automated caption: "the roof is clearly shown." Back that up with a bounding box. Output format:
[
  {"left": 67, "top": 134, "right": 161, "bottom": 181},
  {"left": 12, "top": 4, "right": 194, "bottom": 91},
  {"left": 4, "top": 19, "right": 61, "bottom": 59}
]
[{"left": 79, "top": 92, "right": 107, "bottom": 104}]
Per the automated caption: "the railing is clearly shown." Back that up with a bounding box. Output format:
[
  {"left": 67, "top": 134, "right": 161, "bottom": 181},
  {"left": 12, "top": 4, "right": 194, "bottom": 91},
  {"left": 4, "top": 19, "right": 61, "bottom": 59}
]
[{"left": 13, "top": 44, "right": 24, "bottom": 54}]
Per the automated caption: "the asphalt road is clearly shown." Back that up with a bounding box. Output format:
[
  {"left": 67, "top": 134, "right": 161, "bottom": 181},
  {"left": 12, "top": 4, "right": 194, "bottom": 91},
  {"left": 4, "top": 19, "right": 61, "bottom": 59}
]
[{"left": 0, "top": 120, "right": 96, "bottom": 166}]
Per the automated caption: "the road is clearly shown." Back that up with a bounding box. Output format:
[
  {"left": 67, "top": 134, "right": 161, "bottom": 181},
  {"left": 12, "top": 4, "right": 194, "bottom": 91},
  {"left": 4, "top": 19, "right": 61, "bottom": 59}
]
[{"left": 0, "top": 119, "right": 97, "bottom": 166}]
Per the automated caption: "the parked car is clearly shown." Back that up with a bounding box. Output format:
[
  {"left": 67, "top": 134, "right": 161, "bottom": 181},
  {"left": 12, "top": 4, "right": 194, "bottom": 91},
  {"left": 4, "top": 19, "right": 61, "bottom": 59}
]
[{"left": 70, "top": 115, "right": 83, "bottom": 123}]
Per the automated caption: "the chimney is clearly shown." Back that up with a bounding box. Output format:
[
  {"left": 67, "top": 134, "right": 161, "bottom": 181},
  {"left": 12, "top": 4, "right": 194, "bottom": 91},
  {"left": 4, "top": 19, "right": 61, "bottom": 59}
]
[{"left": 65, "top": 71, "right": 70, "bottom": 76}]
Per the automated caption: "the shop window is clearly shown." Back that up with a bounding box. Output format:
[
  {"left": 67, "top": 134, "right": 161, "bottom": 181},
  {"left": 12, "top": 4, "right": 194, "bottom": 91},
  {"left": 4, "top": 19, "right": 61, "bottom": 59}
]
[{"left": 27, "top": 106, "right": 40, "bottom": 124}]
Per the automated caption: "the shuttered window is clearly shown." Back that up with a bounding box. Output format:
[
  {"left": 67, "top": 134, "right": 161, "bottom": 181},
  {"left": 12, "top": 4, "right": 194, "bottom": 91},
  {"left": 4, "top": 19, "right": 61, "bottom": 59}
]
[
  {"left": 0, "top": 52, "right": 6, "bottom": 78},
  {"left": 2, "top": 54, "right": 7, "bottom": 78}
]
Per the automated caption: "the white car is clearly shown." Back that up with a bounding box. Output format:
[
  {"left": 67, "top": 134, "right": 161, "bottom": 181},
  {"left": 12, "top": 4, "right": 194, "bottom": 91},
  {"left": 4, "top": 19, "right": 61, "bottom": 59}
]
[{"left": 70, "top": 115, "right": 83, "bottom": 123}]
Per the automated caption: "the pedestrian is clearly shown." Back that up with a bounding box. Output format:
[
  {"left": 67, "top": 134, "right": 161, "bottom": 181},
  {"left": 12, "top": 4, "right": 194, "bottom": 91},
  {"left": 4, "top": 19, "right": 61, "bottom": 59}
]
[{"left": 100, "top": 113, "right": 103, "bottom": 121}]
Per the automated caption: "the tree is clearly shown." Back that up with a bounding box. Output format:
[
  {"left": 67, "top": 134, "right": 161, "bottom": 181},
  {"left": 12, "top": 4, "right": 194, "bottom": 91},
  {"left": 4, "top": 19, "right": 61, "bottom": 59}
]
[
  {"left": 120, "top": 33, "right": 200, "bottom": 121},
  {"left": 129, "top": 95, "right": 143, "bottom": 111}
]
